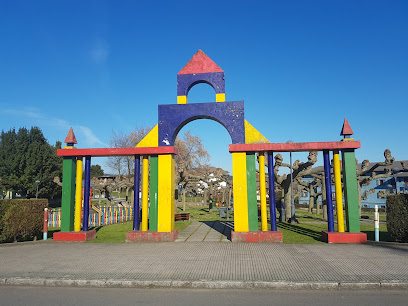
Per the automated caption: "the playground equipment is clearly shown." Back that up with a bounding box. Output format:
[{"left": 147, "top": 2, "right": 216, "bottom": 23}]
[{"left": 53, "top": 50, "right": 366, "bottom": 243}]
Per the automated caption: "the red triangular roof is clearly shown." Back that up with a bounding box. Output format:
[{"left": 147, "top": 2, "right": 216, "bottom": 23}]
[
  {"left": 178, "top": 50, "right": 223, "bottom": 75},
  {"left": 340, "top": 118, "right": 354, "bottom": 136},
  {"left": 64, "top": 127, "right": 77, "bottom": 144}
]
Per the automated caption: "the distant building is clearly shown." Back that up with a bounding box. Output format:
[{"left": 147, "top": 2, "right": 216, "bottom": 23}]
[{"left": 299, "top": 160, "right": 408, "bottom": 209}]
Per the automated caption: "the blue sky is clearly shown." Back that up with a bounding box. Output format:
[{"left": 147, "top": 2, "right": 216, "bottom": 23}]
[{"left": 1, "top": 1, "right": 407, "bottom": 174}]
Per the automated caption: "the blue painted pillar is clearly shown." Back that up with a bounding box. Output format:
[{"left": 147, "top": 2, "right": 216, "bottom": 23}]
[
  {"left": 83, "top": 156, "right": 91, "bottom": 231},
  {"left": 133, "top": 155, "right": 141, "bottom": 231},
  {"left": 268, "top": 152, "right": 277, "bottom": 231},
  {"left": 323, "top": 150, "right": 334, "bottom": 232}
]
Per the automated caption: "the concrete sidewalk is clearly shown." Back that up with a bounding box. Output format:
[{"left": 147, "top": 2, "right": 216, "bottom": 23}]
[
  {"left": 175, "top": 221, "right": 233, "bottom": 242},
  {"left": 0, "top": 239, "right": 408, "bottom": 290}
]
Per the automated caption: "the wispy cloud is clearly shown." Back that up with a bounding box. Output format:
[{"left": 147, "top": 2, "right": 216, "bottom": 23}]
[
  {"left": 3, "top": 107, "right": 108, "bottom": 148},
  {"left": 75, "top": 126, "right": 108, "bottom": 147},
  {"left": 90, "top": 39, "right": 109, "bottom": 64}
]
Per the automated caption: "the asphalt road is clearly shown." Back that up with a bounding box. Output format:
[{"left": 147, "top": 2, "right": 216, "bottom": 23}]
[{"left": 0, "top": 287, "right": 407, "bottom": 306}]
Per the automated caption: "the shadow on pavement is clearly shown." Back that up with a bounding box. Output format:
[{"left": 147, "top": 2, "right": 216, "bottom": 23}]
[
  {"left": 202, "top": 221, "right": 234, "bottom": 241},
  {"left": 278, "top": 222, "right": 322, "bottom": 242}
]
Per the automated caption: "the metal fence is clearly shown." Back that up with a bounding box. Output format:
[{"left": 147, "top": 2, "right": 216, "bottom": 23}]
[{"left": 48, "top": 205, "right": 133, "bottom": 228}]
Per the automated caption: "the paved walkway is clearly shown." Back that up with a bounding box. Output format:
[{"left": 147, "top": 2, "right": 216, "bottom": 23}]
[
  {"left": 175, "top": 221, "right": 233, "bottom": 242},
  {"left": 0, "top": 238, "right": 407, "bottom": 289}
]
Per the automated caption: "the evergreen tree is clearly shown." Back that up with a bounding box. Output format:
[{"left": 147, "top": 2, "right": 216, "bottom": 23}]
[
  {"left": 0, "top": 127, "right": 62, "bottom": 198},
  {"left": 90, "top": 165, "right": 104, "bottom": 177}
]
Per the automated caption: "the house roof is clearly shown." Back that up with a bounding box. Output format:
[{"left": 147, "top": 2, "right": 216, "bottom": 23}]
[
  {"left": 303, "top": 160, "right": 408, "bottom": 177},
  {"left": 357, "top": 160, "right": 408, "bottom": 177}
]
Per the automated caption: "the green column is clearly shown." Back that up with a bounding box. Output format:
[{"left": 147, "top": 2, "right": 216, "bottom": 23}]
[
  {"left": 61, "top": 157, "right": 76, "bottom": 232},
  {"left": 149, "top": 155, "right": 158, "bottom": 231},
  {"left": 246, "top": 153, "right": 258, "bottom": 231},
  {"left": 341, "top": 149, "right": 360, "bottom": 232}
]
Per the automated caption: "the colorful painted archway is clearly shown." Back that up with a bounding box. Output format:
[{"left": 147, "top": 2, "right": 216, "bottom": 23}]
[{"left": 54, "top": 50, "right": 366, "bottom": 244}]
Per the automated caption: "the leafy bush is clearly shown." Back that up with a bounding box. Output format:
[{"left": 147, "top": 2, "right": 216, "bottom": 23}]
[
  {"left": 386, "top": 194, "right": 408, "bottom": 242},
  {"left": 0, "top": 199, "right": 47, "bottom": 243}
]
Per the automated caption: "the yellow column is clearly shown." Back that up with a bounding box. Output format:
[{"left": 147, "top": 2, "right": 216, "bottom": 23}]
[
  {"left": 232, "top": 152, "right": 248, "bottom": 232},
  {"left": 158, "top": 154, "right": 175, "bottom": 232},
  {"left": 142, "top": 156, "right": 149, "bottom": 231},
  {"left": 333, "top": 150, "right": 345, "bottom": 232},
  {"left": 74, "top": 157, "right": 83, "bottom": 232},
  {"left": 259, "top": 153, "right": 268, "bottom": 231}
]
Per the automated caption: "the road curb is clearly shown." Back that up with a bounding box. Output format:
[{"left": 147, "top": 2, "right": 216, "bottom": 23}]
[
  {"left": 1, "top": 278, "right": 408, "bottom": 290},
  {"left": 366, "top": 240, "right": 408, "bottom": 247}
]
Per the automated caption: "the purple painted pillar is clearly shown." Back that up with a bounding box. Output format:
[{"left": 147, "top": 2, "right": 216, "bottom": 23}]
[
  {"left": 133, "top": 155, "right": 140, "bottom": 231},
  {"left": 323, "top": 150, "right": 335, "bottom": 232},
  {"left": 83, "top": 156, "right": 91, "bottom": 231},
  {"left": 268, "top": 152, "right": 277, "bottom": 231}
]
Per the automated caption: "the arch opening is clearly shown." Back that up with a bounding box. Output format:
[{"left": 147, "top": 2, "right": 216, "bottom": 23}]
[
  {"left": 186, "top": 82, "right": 216, "bottom": 103},
  {"left": 172, "top": 116, "right": 232, "bottom": 146},
  {"left": 175, "top": 118, "right": 233, "bottom": 198}
]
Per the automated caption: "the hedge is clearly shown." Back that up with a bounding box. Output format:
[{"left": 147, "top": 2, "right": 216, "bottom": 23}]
[
  {"left": 386, "top": 194, "right": 408, "bottom": 242},
  {"left": 0, "top": 199, "right": 48, "bottom": 243}
]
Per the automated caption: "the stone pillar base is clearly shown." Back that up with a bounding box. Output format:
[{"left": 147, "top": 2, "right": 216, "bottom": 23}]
[
  {"left": 322, "top": 231, "right": 367, "bottom": 243},
  {"left": 53, "top": 230, "right": 96, "bottom": 242},
  {"left": 231, "top": 231, "right": 283, "bottom": 242},
  {"left": 126, "top": 230, "right": 178, "bottom": 242}
]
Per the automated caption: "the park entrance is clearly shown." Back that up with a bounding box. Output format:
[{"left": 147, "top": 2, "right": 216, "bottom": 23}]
[{"left": 54, "top": 50, "right": 366, "bottom": 243}]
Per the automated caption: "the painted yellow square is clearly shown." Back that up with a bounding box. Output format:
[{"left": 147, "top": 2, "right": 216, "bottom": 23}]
[
  {"left": 216, "top": 93, "right": 225, "bottom": 102},
  {"left": 177, "top": 95, "right": 187, "bottom": 104}
]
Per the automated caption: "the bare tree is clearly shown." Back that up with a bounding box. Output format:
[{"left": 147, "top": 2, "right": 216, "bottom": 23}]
[
  {"left": 174, "top": 131, "right": 211, "bottom": 210},
  {"left": 107, "top": 126, "right": 153, "bottom": 178},
  {"left": 106, "top": 131, "right": 127, "bottom": 178},
  {"left": 356, "top": 149, "right": 395, "bottom": 215},
  {"left": 297, "top": 175, "right": 323, "bottom": 214},
  {"left": 295, "top": 149, "right": 403, "bottom": 218},
  {"left": 272, "top": 151, "right": 320, "bottom": 221},
  {"left": 175, "top": 131, "right": 210, "bottom": 173}
]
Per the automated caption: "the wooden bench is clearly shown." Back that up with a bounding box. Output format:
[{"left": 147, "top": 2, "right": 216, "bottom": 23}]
[{"left": 175, "top": 213, "right": 190, "bottom": 221}]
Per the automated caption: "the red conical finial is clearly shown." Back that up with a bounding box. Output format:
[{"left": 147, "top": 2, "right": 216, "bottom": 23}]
[
  {"left": 340, "top": 118, "right": 354, "bottom": 138},
  {"left": 64, "top": 127, "right": 77, "bottom": 145},
  {"left": 178, "top": 50, "right": 224, "bottom": 75}
]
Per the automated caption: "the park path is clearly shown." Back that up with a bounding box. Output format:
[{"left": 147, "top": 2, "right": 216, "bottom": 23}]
[{"left": 175, "top": 221, "right": 233, "bottom": 242}]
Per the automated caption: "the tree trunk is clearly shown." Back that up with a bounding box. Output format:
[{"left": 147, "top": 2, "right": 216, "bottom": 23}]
[
  {"left": 183, "top": 189, "right": 186, "bottom": 212},
  {"left": 209, "top": 185, "right": 213, "bottom": 213},
  {"left": 308, "top": 196, "right": 314, "bottom": 214},
  {"left": 284, "top": 187, "right": 291, "bottom": 222},
  {"left": 316, "top": 196, "right": 320, "bottom": 215},
  {"left": 357, "top": 183, "right": 362, "bottom": 217},
  {"left": 323, "top": 204, "right": 328, "bottom": 221},
  {"left": 227, "top": 188, "right": 231, "bottom": 220},
  {"left": 322, "top": 179, "right": 327, "bottom": 221}
]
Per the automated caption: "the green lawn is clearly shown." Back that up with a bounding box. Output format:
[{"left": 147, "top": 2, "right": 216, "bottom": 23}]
[
  {"left": 48, "top": 205, "right": 392, "bottom": 244},
  {"left": 177, "top": 205, "right": 234, "bottom": 221}
]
